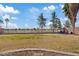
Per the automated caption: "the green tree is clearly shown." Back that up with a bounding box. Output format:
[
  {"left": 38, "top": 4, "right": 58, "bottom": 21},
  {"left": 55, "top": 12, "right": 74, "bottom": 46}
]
[
  {"left": 50, "top": 11, "right": 56, "bottom": 32},
  {"left": 63, "top": 3, "right": 79, "bottom": 34},
  {"left": 50, "top": 11, "right": 61, "bottom": 32},
  {"left": 38, "top": 13, "right": 46, "bottom": 30},
  {"left": 57, "top": 18, "right": 62, "bottom": 30}
]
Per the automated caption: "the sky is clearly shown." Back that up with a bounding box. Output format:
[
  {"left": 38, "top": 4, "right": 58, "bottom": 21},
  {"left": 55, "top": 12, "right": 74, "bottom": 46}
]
[{"left": 0, "top": 3, "right": 79, "bottom": 29}]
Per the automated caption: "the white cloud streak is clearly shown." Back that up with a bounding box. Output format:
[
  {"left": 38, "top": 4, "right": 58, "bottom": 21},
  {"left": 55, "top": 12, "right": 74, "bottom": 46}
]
[
  {"left": 43, "top": 5, "right": 55, "bottom": 11},
  {"left": 1, "top": 14, "right": 18, "bottom": 29},
  {"left": 0, "top": 4, "right": 20, "bottom": 14},
  {"left": 1, "top": 22, "right": 18, "bottom": 29},
  {"left": 60, "top": 4, "right": 64, "bottom": 9}
]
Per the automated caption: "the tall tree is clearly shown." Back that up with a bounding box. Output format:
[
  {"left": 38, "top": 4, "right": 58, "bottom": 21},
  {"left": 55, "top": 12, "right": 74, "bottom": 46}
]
[
  {"left": 38, "top": 13, "right": 46, "bottom": 29},
  {"left": 63, "top": 3, "right": 79, "bottom": 34},
  {"left": 50, "top": 11, "right": 61, "bottom": 32},
  {"left": 5, "top": 18, "right": 9, "bottom": 29},
  {"left": 50, "top": 11, "right": 56, "bottom": 32},
  {"left": 57, "top": 18, "right": 62, "bottom": 30}
]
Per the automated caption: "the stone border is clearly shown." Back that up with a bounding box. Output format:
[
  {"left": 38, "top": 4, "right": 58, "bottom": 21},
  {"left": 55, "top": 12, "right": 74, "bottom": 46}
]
[{"left": 0, "top": 48, "right": 79, "bottom": 56}]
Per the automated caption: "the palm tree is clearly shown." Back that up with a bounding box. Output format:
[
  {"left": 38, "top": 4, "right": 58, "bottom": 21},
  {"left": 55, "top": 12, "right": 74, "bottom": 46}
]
[
  {"left": 63, "top": 3, "right": 79, "bottom": 34},
  {"left": 5, "top": 18, "right": 9, "bottom": 29},
  {"left": 38, "top": 13, "right": 46, "bottom": 30},
  {"left": 57, "top": 18, "right": 62, "bottom": 31},
  {"left": 50, "top": 11, "right": 57, "bottom": 32}
]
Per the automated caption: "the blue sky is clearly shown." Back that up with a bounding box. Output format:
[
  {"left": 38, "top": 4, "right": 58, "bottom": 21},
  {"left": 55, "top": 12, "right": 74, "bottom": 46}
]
[{"left": 0, "top": 3, "right": 79, "bottom": 29}]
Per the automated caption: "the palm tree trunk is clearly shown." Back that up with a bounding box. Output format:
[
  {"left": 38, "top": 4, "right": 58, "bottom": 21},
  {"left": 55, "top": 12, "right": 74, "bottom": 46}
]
[
  {"left": 41, "top": 26, "right": 43, "bottom": 32},
  {"left": 6, "top": 21, "right": 8, "bottom": 29}
]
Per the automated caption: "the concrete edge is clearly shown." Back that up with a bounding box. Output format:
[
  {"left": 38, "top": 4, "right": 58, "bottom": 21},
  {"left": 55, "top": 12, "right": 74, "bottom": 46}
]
[{"left": 0, "top": 48, "right": 79, "bottom": 56}]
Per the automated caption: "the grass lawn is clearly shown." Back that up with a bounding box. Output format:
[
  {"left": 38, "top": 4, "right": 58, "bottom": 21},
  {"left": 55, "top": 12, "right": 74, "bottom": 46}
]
[{"left": 0, "top": 34, "right": 79, "bottom": 54}]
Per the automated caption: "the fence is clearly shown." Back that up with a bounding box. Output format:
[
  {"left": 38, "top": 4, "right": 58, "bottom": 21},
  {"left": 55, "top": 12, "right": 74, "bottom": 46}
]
[{"left": 2, "top": 29, "right": 60, "bottom": 34}]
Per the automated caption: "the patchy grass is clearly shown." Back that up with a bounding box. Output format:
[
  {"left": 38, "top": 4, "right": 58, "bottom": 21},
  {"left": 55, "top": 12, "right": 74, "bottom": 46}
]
[{"left": 0, "top": 34, "right": 79, "bottom": 54}]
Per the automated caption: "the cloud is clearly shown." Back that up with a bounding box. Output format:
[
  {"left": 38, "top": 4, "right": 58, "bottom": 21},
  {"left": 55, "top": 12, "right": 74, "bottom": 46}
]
[
  {"left": 0, "top": 4, "right": 19, "bottom": 29},
  {"left": 25, "top": 24, "right": 28, "bottom": 27},
  {"left": 29, "top": 7, "right": 40, "bottom": 14},
  {"left": 1, "top": 14, "right": 18, "bottom": 29},
  {"left": 60, "top": 17, "right": 68, "bottom": 22},
  {"left": 45, "top": 21, "right": 52, "bottom": 29},
  {"left": 43, "top": 5, "right": 55, "bottom": 11},
  {"left": 60, "top": 4, "right": 64, "bottom": 9},
  {"left": 45, "top": 22, "right": 52, "bottom": 29},
  {"left": 2, "top": 14, "right": 17, "bottom": 21},
  {"left": 5, "top": 6, "right": 20, "bottom": 14},
  {"left": 8, "top": 22, "right": 18, "bottom": 29},
  {"left": 46, "top": 22, "right": 52, "bottom": 26},
  {"left": 29, "top": 7, "right": 41, "bottom": 16},
  {"left": 11, "top": 17, "right": 17, "bottom": 20},
  {"left": 1, "top": 22, "right": 18, "bottom": 29},
  {"left": 43, "top": 7, "right": 48, "bottom": 11},
  {"left": 2, "top": 14, "right": 10, "bottom": 20},
  {"left": 28, "top": 7, "right": 41, "bottom": 21},
  {"left": 0, "top": 4, "right": 20, "bottom": 14}
]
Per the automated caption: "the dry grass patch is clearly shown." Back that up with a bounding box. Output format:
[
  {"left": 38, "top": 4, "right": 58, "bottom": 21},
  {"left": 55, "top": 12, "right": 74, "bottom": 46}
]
[{"left": 0, "top": 34, "right": 79, "bottom": 54}]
